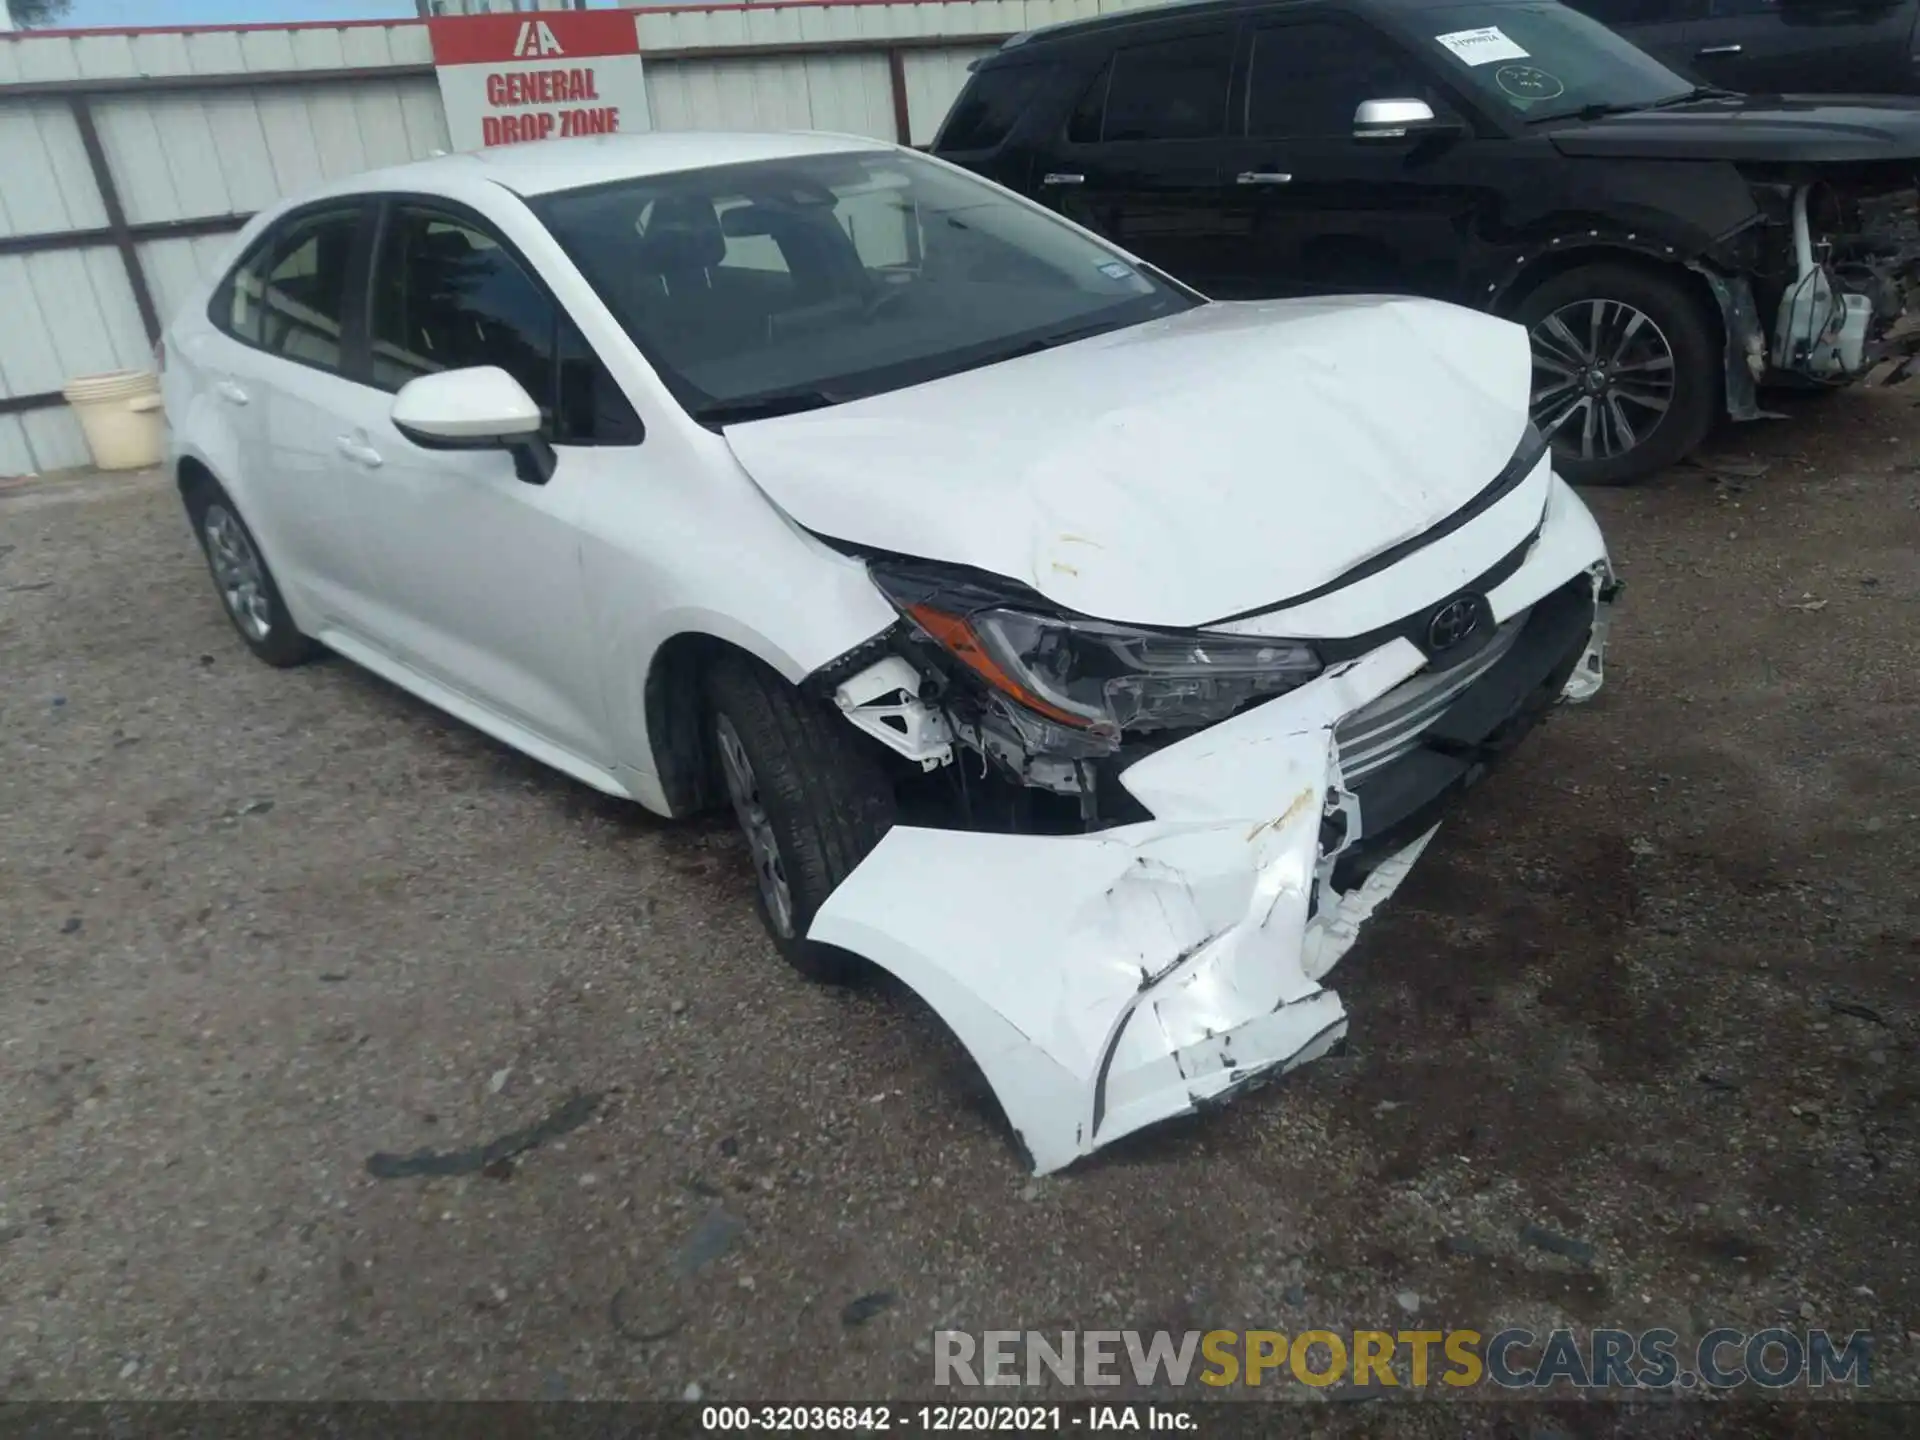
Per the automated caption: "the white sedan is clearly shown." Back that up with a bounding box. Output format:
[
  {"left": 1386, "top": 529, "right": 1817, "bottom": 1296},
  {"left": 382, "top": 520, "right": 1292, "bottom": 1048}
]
[{"left": 161, "top": 130, "right": 1617, "bottom": 1174}]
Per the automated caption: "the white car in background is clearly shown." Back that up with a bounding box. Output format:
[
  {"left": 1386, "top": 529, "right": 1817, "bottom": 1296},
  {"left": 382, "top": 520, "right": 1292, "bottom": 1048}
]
[{"left": 161, "top": 131, "right": 1617, "bottom": 1174}]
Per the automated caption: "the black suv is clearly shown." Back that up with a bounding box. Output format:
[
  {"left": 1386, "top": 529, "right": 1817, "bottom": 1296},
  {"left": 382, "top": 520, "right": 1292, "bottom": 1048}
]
[
  {"left": 1566, "top": 0, "right": 1920, "bottom": 98},
  {"left": 932, "top": 0, "right": 1920, "bottom": 483}
]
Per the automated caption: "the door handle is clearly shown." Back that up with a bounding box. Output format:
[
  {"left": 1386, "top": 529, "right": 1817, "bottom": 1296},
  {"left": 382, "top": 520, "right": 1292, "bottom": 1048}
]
[
  {"left": 1041, "top": 172, "right": 1085, "bottom": 187},
  {"left": 335, "top": 436, "right": 384, "bottom": 470},
  {"left": 215, "top": 380, "right": 249, "bottom": 406},
  {"left": 1695, "top": 43, "right": 1742, "bottom": 56},
  {"left": 1236, "top": 171, "right": 1293, "bottom": 185}
]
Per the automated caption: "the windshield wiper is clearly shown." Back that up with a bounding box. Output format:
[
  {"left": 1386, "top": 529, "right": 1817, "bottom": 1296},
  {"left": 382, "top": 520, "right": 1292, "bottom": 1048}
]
[
  {"left": 1647, "top": 84, "right": 1742, "bottom": 107},
  {"left": 690, "top": 386, "right": 850, "bottom": 426},
  {"left": 985, "top": 316, "right": 1135, "bottom": 365},
  {"left": 1537, "top": 85, "right": 1743, "bottom": 125}
]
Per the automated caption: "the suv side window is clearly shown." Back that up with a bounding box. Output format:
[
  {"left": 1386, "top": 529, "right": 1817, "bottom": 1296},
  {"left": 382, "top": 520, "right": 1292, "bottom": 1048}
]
[
  {"left": 1073, "top": 31, "right": 1235, "bottom": 143},
  {"left": 938, "top": 62, "right": 1052, "bottom": 151},
  {"left": 218, "top": 206, "right": 362, "bottom": 372},
  {"left": 368, "top": 204, "right": 641, "bottom": 446},
  {"left": 1246, "top": 22, "right": 1431, "bottom": 138}
]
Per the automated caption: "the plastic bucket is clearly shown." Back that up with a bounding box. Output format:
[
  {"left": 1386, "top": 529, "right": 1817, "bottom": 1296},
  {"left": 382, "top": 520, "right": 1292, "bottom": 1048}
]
[{"left": 62, "top": 369, "right": 165, "bottom": 471}]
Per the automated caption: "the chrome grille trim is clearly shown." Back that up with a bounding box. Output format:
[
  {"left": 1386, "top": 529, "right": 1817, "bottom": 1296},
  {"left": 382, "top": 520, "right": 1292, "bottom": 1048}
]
[{"left": 1334, "top": 612, "right": 1528, "bottom": 782}]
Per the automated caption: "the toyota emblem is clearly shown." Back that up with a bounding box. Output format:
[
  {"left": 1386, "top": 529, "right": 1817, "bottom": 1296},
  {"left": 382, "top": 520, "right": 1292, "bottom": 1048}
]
[{"left": 1426, "top": 596, "right": 1482, "bottom": 652}]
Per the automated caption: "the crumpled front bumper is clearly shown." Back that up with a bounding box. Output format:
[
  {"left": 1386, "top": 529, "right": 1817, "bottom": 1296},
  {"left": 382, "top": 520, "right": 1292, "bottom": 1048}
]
[{"left": 810, "top": 478, "right": 1614, "bottom": 1174}]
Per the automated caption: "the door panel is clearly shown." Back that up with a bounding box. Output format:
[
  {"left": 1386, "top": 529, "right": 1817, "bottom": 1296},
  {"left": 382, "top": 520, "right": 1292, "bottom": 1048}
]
[
  {"left": 1210, "top": 18, "right": 1499, "bottom": 303},
  {"left": 257, "top": 364, "right": 401, "bottom": 632},
  {"left": 223, "top": 203, "right": 387, "bottom": 626},
  {"left": 1035, "top": 27, "right": 1237, "bottom": 292},
  {"left": 343, "top": 199, "right": 621, "bottom": 766},
  {"left": 1208, "top": 139, "right": 1496, "bottom": 301},
  {"left": 328, "top": 383, "right": 612, "bottom": 766},
  {"left": 1043, "top": 142, "right": 1231, "bottom": 290}
]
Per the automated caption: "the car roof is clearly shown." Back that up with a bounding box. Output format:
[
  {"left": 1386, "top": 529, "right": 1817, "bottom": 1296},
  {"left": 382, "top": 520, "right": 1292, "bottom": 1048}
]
[
  {"left": 1001, "top": 0, "right": 1472, "bottom": 54},
  {"left": 316, "top": 129, "right": 896, "bottom": 202}
]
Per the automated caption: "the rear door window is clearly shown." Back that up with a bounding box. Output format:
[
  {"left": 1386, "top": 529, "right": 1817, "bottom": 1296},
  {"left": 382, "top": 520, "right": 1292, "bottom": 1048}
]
[
  {"left": 938, "top": 62, "right": 1052, "bottom": 150},
  {"left": 1075, "top": 31, "right": 1235, "bottom": 143},
  {"left": 218, "top": 206, "right": 363, "bottom": 373}
]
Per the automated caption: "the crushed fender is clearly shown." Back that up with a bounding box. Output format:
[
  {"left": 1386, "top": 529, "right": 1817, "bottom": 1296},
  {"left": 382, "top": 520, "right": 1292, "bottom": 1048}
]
[{"left": 809, "top": 645, "right": 1446, "bottom": 1174}]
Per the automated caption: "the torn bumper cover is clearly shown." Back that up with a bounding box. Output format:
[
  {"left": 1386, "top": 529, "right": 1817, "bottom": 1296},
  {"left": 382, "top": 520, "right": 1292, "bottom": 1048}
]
[{"left": 812, "top": 487, "right": 1615, "bottom": 1175}]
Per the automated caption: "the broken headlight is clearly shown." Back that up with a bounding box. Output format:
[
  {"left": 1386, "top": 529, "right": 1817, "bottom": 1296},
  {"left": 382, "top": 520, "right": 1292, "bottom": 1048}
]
[{"left": 883, "top": 582, "right": 1321, "bottom": 735}]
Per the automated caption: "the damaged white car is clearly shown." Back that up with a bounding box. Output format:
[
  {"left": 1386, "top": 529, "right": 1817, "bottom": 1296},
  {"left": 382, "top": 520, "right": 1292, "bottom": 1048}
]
[{"left": 161, "top": 131, "right": 1617, "bottom": 1174}]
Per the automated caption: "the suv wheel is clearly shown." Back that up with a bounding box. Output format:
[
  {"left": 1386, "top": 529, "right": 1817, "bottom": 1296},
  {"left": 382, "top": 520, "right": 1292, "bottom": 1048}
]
[
  {"left": 184, "top": 476, "right": 320, "bottom": 668},
  {"left": 1514, "top": 263, "right": 1719, "bottom": 487},
  {"left": 704, "top": 654, "right": 896, "bottom": 984}
]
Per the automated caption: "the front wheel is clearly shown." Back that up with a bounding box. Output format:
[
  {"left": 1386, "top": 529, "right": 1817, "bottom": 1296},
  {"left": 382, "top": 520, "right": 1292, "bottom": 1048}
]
[
  {"left": 704, "top": 655, "right": 896, "bottom": 984},
  {"left": 1514, "top": 263, "right": 1720, "bottom": 487}
]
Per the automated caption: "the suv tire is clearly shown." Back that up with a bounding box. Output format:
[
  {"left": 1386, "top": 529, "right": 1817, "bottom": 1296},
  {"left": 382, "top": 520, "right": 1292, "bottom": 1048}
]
[{"left": 1514, "top": 262, "right": 1719, "bottom": 487}]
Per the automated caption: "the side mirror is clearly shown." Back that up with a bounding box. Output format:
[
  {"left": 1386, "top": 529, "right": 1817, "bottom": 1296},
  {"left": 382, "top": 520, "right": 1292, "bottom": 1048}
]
[
  {"left": 391, "top": 366, "right": 556, "bottom": 486},
  {"left": 1353, "top": 98, "right": 1461, "bottom": 141}
]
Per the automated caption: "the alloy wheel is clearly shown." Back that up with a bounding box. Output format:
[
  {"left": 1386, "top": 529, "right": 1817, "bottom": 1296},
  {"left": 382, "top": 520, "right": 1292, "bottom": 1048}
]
[
  {"left": 202, "top": 503, "right": 272, "bottom": 641},
  {"left": 714, "top": 713, "right": 796, "bottom": 939},
  {"left": 1529, "top": 298, "right": 1676, "bottom": 462}
]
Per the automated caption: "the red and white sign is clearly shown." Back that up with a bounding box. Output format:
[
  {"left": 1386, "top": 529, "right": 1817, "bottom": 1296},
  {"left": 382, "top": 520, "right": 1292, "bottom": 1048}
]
[{"left": 428, "top": 12, "right": 650, "bottom": 152}]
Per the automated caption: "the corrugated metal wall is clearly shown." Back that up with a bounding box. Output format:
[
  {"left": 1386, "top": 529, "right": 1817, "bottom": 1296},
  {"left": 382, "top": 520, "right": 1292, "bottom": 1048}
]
[{"left": 0, "top": 0, "right": 1163, "bottom": 474}]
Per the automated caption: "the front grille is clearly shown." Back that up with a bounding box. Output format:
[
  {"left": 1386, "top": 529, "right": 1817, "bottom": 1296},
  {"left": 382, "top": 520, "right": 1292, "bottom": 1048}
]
[{"left": 1334, "top": 611, "right": 1528, "bottom": 783}]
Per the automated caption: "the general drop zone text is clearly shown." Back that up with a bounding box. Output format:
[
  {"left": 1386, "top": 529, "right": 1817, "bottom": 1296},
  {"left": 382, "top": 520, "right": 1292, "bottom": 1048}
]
[{"left": 482, "top": 69, "right": 619, "bottom": 146}]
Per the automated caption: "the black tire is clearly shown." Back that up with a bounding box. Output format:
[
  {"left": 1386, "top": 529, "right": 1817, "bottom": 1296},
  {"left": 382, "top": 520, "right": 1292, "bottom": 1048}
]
[
  {"left": 182, "top": 474, "right": 320, "bottom": 668},
  {"left": 1513, "top": 262, "right": 1720, "bottom": 487},
  {"left": 704, "top": 654, "right": 896, "bottom": 984}
]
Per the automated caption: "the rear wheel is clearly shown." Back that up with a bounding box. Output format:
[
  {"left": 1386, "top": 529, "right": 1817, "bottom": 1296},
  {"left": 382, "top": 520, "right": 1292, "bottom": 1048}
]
[
  {"left": 704, "top": 654, "right": 896, "bottom": 984},
  {"left": 183, "top": 476, "right": 319, "bottom": 668},
  {"left": 1515, "top": 263, "right": 1719, "bottom": 487}
]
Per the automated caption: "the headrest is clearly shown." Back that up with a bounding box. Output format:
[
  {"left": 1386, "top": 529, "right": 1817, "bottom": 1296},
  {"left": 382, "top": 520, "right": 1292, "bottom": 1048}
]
[
  {"left": 637, "top": 194, "right": 724, "bottom": 274},
  {"left": 721, "top": 205, "right": 777, "bottom": 238}
]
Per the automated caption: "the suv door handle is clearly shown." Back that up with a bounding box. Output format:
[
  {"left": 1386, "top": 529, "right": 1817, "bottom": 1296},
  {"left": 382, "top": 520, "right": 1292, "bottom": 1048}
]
[
  {"left": 1041, "top": 172, "right": 1085, "bottom": 187},
  {"left": 335, "top": 436, "right": 384, "bottom": 470},
  {"left": 215, "top": 380, "right": 249, "bottom": 406},
  {"left": 1695, "top": 43, "right": 1742, "bottom": 56},
  {"left": 1236, "top": 171, "right": 1293, "bottom": 185}
]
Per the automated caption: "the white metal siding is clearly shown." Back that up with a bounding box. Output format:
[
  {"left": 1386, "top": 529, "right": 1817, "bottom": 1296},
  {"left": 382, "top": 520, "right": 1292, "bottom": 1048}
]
[
  {"left": 0, "top": 99, "right": 103, "bottom": 238},
  {"left": 0, "top": 245, "right": 152, "bottom": 472},
  {"left": 646, "top": 53, "right": 898, "bottom": 140}
]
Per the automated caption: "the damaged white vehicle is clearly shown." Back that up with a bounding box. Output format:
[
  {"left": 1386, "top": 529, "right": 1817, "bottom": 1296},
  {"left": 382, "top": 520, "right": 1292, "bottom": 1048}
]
[{"left": 161, "top": 131, "right": 1617, "bottom": 1173}]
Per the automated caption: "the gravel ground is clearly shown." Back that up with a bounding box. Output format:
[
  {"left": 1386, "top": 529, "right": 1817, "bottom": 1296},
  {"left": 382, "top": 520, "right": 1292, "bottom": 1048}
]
[{"left": 2, "top": 392, "right": 1917, "bottom": 1416}]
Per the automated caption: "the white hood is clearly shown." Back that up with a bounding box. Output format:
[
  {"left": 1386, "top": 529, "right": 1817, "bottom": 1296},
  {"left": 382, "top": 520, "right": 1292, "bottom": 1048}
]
[{"left": 723, "top": 296, "right": 1535, "bottom": 629}]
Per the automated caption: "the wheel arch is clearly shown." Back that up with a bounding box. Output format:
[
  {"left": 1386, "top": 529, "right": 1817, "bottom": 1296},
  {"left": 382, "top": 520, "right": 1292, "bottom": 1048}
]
[
  {"left": 176, "top": 452, "right": 219, "bottom": 507},
  {"left": 170, "top": 449, "right": 295, "bottom": 584},
  {"left": 641, "top": 628, "right": 807, "bottom": 818},
  {"left": 1489, "top": 242, "right": 1726, "bottom": 361}
]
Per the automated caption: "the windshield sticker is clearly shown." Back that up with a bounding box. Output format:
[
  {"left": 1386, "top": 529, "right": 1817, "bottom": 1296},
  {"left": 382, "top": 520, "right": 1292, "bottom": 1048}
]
[
  {"left": 1495, "top": 64, "right": 1564, "bottom": 101},
  {"left": 1434, "top": 26, "right": 1530, "bottom": 66},
  {"left": 1097, "top": 260, "right": 1136, "bottom": 281}
]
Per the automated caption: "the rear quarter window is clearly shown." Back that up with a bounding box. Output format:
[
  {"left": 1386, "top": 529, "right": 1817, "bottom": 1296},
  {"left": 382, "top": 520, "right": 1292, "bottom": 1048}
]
[{"left": 936, "top": 62, "right": 1052, "bottom": 151}]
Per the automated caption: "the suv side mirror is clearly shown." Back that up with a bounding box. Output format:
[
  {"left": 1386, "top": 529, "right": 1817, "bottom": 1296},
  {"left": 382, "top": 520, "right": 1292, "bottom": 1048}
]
[
  {"left": 392, "top": 366, "right": 557, "bottom": 486},
  {"left": 1353, "top": 98, "right": 1461, "bottom": 141}
]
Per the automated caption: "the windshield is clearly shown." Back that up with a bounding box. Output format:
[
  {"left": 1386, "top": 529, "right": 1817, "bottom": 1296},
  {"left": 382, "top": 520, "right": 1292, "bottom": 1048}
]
[
  {"left": 534, "top": 149, "right": 1197, "bottom": 422},
  {"left": 1409, "top": 1, "right": 1694, "bottom": 123}
]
